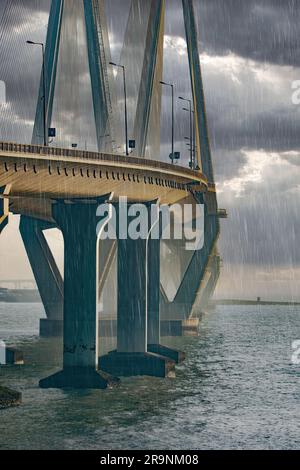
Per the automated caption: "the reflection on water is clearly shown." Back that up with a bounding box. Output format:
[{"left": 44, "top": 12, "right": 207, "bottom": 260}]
[{"left": 0, "top": 303, "right": 299, "bottom": 450}]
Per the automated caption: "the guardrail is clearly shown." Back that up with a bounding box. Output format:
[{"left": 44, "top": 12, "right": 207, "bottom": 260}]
[{"left": 0, "top": 141, "right": 205, "bottom": 181}]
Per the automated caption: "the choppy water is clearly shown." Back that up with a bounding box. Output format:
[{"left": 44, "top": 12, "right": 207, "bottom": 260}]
[{"left": 0, "top": 303, "right": 299, "bottom": 450}]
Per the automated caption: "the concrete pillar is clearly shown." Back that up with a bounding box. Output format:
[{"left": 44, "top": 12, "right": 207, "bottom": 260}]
[
  {"left": 147, "top": 234, "right": 185, "bottom": 364},
  {"left": 117, "top": 237, "right": 147, "bottom": 353},
  {"left": 0, "top": 185, "right": 10, "bottom": 234},
  {"left": 20, "top": 217, "right": 63, "bottom": 330},
  {"left": 147, "top": 236, "right": 160, "bottom": 345},
  {"left": 100, "top": 202, "right": 176, "bottom": 377},
  {"left": 40, "top": 197, "right": 118, "bottom": 389}
]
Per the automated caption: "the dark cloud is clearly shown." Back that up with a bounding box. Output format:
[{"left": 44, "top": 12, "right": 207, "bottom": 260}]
[
  {"left": 196, "top": 0, "right": 300, "bottom": 67},
  {"left": 209, "top": 107, "right": 300, "bottom": 153}
]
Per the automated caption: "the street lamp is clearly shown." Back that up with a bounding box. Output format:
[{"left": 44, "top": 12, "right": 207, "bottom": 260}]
[
  {"left": 110, "top": 62, "right": 129, "bottom": 156},
  {"left": 183, "top": 106, "right": 196, "bottom": 170},
  {"left": 160, "top": 80, "right": 175, "bottom": 164},
  {"left": 179, "top": 96, "right": 192, "bottom": 169},
  {"left": 26, "top": 40, "right": 47, "bottom": 147}
]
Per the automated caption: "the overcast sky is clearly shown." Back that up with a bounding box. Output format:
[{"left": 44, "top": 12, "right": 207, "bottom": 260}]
[{"left": 0, "top": 0, "right": 299, "bottom": 300}]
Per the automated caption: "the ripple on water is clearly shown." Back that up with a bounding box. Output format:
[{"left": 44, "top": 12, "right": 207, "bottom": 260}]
[{"left": 0, "top": 303, "right": 300, "bottom": 449}]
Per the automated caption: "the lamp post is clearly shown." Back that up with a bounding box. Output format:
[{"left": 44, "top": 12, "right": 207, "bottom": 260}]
[
  {"left": 110, "top": 62, "right": 129, "bottom": 156},
  {"left": 160, "top": 81, "right": 175, "bottom": 164},
  {"left": 26, "top": 40, "right": 47, "bottom": 147},
  {"left": 183, "top": 106, "right": 196, "bottom": 169},
  {"left": 179, "top": 97, "right": 193, "bottom": 169}
]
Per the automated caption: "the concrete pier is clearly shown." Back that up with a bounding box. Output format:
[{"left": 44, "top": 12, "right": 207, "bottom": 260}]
[
  {"left": 100, "top": 235, "right": 175, "bottom": 377},
  {"left": 0, "top": 185, "right": 10, "bottom": 234},
  {"left": 100, "top": 204, "right": 183, "bottom": 377},
  {"left": 100, "top": 203, "right": 177, "bottom": 377},
  {"left": 20, "top": 217, "right": 63, "bottom": 325},
  {"left": 40, "top": 197, "right": 118, "bottom": 389},
  {"left": 147, "top": 234, "right": 185, "bottom": 364},
  {"left": 5, "top": 347, "right": 24, "bottom": 365}
]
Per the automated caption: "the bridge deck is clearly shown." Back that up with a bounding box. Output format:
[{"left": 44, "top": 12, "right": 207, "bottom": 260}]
[{"left": 0, "top": 141, "right": 210, "bottom": 220}]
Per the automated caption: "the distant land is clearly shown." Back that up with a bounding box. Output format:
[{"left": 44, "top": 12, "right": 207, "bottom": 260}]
[
  {"left": 212, "top": 298, "right": 300, "bottom": 306},
  {"left": 0, "top": 287, "right": 40, "bottom": 303},
  {"left": 0, "top": 287, "right": 299, "bottom": 307}
]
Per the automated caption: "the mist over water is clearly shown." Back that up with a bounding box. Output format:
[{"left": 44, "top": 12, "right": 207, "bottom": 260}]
[{"left": 0, "top": 303, "right": 299, "bottom": 450}]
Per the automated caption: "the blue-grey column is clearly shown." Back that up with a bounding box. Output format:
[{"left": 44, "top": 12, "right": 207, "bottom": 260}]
[
  {"left": 100, "top": 202, "right": 176, "bottom": 377},
  {"left": 147, "top": 219, "right": 186, "bottom": 363},
  {"left": 160, "top": 197, "right": 219, "bottom": 319},
  {"left": 54, "top": 200, "right": 99, "bottom": 368},
  {"left": 147, "top": 236, "right": 160, "bottom": 345},
  {"left": 117, "top": 236, "right": 147, "bottom": 353},
  {"left": 0, "top": 185, "right": 10, "bottom": 234},
  {"left": 40, "top": 196, "right": 118, "bottom": 388},
  {"left": 20, "top": 217, "right": 63, "bottom": 322}
]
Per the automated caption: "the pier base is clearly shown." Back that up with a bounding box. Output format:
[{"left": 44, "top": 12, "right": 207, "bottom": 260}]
[
  {"left": 100, "top": 351, "right": 175, "bottom": 378},
  {"left": 160, "top": 318, "right": 200, "bottom": 337},
  {"left": 6, "top": 347, "right": 24, "bottom": 365},
  {"left": 0, "top": 386, "right": 22, "bottom": 409},
  {"left": 147, "top": 344, "right": 185, "bottom": 364},
  {"left": 182, "top": 318, "right": 200, "bottom": 337},
  {"left": 40, "top": 367, "right": 117, "bottom": 389}
]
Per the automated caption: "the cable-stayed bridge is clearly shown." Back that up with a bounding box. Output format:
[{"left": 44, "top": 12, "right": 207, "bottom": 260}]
[{"left": 0, "top": 0, "right": 224, "bottom": 388}]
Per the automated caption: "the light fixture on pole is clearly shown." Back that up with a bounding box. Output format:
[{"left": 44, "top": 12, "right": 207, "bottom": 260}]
[
  {"left": 110, "top": 62, "right": 129, "bottom": 156},
  {"left": 179, "top": 96, "right": 193, "bottom": 169},
  {"left": 160, "top": 81, "right": 175, "bottom": 164},
  {"left": 182, "top": 106, "right": 196, "bottom": 170}
]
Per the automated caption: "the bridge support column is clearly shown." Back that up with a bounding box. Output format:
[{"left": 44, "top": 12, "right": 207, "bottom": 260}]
[
  {"left": 147, "top": 236, "right": 185, "bottom": 364},
  {"left": 0, "top": 185, "right": 10, "bottom": 234},
  {"left": 40, "top": 197, "right": 118, "bottom": 389},
  {"left": 100, "top": 203, "right": 176, "bottom": 377},
  {"left": 20, "top": 216, "right": 63, "bottom": 333}
]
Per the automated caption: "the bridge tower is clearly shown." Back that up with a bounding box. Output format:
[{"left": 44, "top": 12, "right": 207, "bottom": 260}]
[{"left": 11, "top": 0, "right": 221, "bottom": 388}]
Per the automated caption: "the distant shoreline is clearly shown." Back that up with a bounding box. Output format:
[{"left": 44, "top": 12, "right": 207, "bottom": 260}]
[{"left": 212, "top": 299, "right": 300, "bottom": 306}]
